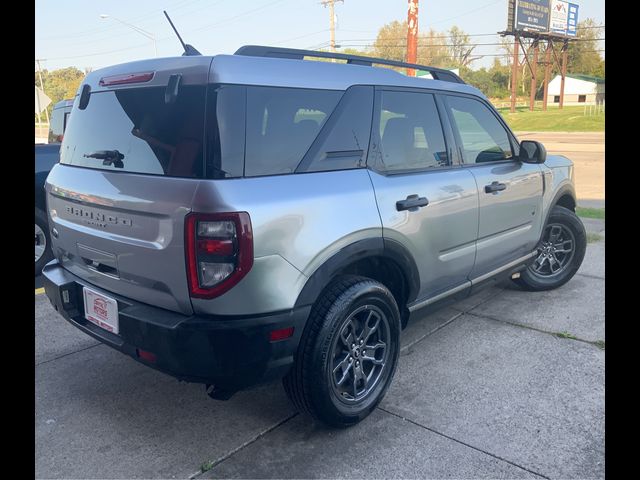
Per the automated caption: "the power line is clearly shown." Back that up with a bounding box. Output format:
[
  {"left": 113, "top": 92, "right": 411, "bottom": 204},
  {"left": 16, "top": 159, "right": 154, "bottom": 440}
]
[{"left": 37, "top": 0, "right": 218, "bottom": 41}]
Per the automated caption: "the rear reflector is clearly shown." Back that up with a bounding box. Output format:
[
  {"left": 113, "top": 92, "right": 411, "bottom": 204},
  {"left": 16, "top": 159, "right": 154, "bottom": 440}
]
[
  {"left": 99, "top": 71, "right": 155, "bottom": 86},
  {"left": 269, "top": 327, "right": 295, "bottom": 342},
  {"left": 136, "top": 348, "right": 157, "bottom": 363}
]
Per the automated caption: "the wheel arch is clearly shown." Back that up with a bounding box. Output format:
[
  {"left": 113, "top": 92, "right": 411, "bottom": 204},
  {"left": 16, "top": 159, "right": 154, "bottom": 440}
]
[
  {"left": 294, "top": 238, "right": 420, "bottom": 316},
  {"left": 543, "top": 184, "right": 577, "bottom": 233}
]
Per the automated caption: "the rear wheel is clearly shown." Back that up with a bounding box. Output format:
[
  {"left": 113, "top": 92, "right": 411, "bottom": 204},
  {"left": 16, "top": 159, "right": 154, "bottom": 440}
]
[
  {"left": 283, "top": 276, "right": 400, "bottom": 427},
  {"left": 515, "top": 206, "right": 586, "bottom": 291},
  {"left": 35, "top": 208, "right": 53, "bottom": 276}
]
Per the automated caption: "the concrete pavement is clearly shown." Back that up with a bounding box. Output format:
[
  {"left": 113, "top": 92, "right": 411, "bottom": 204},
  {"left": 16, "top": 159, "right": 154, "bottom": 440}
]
[{"left": 35, "top": 218, "right": 605, "bottom": 479}]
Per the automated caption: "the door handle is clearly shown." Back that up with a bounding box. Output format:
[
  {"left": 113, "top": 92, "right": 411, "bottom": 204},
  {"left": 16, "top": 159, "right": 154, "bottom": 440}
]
[
  {"left": 485, "top": 181, "right": 507, "bottom": 194},
  {"left": 396, "top": 194, "right": 429, "bottom": 212}
]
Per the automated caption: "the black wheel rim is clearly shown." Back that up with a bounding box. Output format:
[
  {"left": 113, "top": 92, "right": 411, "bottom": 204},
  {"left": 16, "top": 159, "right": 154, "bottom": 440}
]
[
  {"left": 329, "top": 304, "right": 391, "bottom": 404},
  {"left": 529, "top": 222, "right": 575, "bottom": 277}
]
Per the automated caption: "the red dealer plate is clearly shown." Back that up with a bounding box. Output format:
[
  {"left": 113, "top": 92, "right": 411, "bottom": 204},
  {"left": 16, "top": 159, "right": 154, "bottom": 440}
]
[{"left": 83, "top": 287, "right": 119, "bottom": 335}]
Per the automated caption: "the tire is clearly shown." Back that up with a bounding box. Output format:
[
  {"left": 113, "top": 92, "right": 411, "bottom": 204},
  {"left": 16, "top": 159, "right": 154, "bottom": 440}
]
[
  {"left": 283, "top": 275, "right": 401, "bottom": 428},
  {"left": 35, "top": 208, "right": 54, "bottom": 276},
  {"left": 514, "top": 205, "right": 586, "bottom": 291}
]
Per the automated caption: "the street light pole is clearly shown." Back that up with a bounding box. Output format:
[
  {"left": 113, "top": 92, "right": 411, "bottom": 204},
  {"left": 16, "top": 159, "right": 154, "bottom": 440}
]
[{"left": 99, "top": 14, "right": 157, "bottom": 57}]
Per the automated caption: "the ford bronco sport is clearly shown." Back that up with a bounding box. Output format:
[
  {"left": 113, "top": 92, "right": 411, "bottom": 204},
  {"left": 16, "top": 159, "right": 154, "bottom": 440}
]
[{"left": 43, "top": 46, "right": 586, "bottom": 427}]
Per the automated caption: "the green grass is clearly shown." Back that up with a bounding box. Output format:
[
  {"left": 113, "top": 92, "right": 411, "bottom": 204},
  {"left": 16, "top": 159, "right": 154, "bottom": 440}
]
[
  {"left": 555, "top": 331, "right": 578, "bottom": 340},
  {"left": 496, "top": 106, "right": 604, "bottom": 132},
  {"left": 594, "top": 340, "right": 605, "bottom": 350},
  {"left": 586, "top": 233, "right": 603, "bottom": 244},
  {"left": 576, "top": 207, "right": 605, "bottom": 219},
  {"left": 200, "top": 461, "right": 214, "bottom": 473}
]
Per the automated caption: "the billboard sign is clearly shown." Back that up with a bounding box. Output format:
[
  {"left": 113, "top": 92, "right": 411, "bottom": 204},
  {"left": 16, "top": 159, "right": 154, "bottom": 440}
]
[
  {"left": 550, "top": 0, "right": 579, "bottom": 36},
  {"left": 566, "top": 2, "right": 579, "bottom": 36},
  {"left": 515, "top": 0, "right": 551, "bottom": 33}
]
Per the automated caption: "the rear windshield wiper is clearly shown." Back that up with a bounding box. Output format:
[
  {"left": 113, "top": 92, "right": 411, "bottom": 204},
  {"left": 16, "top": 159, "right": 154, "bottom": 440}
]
[{"left": 83, "top": 150, "right": 125, "bottom": 168}]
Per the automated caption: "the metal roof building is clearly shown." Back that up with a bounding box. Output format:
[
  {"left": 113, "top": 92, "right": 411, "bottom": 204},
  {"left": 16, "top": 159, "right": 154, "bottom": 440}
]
[{"left": 546, "top": 74, "right": 605, "bottom": 106}]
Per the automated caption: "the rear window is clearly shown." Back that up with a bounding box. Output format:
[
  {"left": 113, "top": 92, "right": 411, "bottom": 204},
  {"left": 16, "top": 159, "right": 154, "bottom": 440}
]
[
  {"left": 244, "top": 87, "right": 342, "bottom": 177},
  {"left": 60, "top": 86, "right": 206, "bottom": 178}
]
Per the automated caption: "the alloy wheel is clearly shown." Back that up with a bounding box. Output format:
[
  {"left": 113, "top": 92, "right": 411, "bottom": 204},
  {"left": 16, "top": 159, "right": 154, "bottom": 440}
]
[
  {"left": 329, "top": 304, "right": 391, "bottom": 403},
  {"left": 530, "top": 223, "right": 575, "bottom": 277}
]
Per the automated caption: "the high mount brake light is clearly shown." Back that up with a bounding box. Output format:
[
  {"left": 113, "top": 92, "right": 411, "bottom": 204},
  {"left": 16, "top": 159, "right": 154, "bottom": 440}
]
[
  {"left": 185, "top": 212, "right": 253, "bottom": 299},
  {"left": 99, "top": 71, "right": 155, "bottom": 87}
]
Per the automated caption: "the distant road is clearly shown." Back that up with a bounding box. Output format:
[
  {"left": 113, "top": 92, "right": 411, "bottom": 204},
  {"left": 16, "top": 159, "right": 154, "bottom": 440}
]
[{"left": 516, "top": 131, "right": 604, "bottom": 208}]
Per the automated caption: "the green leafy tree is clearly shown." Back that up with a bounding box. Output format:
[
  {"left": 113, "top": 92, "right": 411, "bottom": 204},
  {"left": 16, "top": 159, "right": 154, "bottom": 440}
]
[
  {"left": 373, "top": 20, "right": 406, "bottom": 62},
  {"left": 566, "top": 18, "right": 604, "bottom": 76},
  {"left": 371, "top": 21, "right": 476, "bottom": 69},
  {"left": 35, "top": 67, "right": 85, "bottom": 120},
  {"left": 447, "top": 26, "right": 477, "bottom": 67}
]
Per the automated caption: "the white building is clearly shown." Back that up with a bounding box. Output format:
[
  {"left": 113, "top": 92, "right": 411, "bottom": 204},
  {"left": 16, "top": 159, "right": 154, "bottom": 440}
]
[{"left": 546, "top": 74, "right": 605, "bottom": 107}]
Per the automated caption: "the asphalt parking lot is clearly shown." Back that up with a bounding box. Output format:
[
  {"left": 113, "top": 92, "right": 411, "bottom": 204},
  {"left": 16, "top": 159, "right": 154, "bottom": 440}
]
[{"left": 35, "top": 214, "right": 604, "bottom": 479}]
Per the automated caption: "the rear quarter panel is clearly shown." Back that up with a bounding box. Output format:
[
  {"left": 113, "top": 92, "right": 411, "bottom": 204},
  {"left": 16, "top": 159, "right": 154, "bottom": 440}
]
[{"left": 189, "top": 169, "right": 382, "bottom": 315}]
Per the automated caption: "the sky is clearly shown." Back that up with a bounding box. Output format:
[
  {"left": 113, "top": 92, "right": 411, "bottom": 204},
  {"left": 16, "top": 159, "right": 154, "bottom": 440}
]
[{"left": 35, "top": 0, "right": 605, "bottom": 72}]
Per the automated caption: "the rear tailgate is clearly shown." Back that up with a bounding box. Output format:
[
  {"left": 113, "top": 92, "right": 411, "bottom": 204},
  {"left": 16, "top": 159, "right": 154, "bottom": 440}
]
[
  {"left": 45, "top": 56, "right": 215, "bottom": 315},
  {"left": 46, "top": 166, "right": 199, "bottom": 314}
]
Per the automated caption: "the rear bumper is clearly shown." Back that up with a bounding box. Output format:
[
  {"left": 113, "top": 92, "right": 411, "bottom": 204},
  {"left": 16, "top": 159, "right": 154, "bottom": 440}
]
[{"left": 42, "top": 261, "right": 310, "bottom": 393}]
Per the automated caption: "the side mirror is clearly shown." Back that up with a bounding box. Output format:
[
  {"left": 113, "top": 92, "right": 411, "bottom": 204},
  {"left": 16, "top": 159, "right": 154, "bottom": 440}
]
[{"left": 519, "top": 140, "right": 546, "bottom": 164}]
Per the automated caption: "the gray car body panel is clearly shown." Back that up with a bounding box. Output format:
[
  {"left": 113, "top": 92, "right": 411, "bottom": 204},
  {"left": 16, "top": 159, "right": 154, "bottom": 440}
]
[
  {"left": 45, "top": 53, "right": 576, "bottom": 319},
  {"left": 46, "top": 165, "right": 199, "bottom": 315},
  {"left": 189, "top": 169, "right": 382, "bottom": 315}
]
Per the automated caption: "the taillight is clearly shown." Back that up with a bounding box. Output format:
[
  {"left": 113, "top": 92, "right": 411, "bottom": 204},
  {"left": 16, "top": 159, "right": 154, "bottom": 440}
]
[{"left": 185, "top": 212, "right": 253, "bottom": 299}]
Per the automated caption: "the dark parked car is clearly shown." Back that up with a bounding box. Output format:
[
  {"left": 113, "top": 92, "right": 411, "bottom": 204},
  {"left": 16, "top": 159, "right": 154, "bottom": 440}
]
[{"left": 35, "top": 99, "right": 73, "bottom": 275}]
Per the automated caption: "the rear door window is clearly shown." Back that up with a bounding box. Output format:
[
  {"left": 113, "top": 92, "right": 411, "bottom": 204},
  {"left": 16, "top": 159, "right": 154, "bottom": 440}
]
[
  {"left": 244, "top": 87, "right": 342, "bottom": 177},
  {"left": 60, "top": 86, "right": 206, "bottom": 178},
  {"left": 373, "top": 90, "right": 449, "bottom": 172}
]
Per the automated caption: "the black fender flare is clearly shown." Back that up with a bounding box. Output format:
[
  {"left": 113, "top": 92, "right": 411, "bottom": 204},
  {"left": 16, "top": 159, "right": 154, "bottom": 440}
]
[
  {"left": 293, "top": 237, "right": 421, "bottom": 309},
  {"left": 542, "top": 184, "right": 577, "bottom": 238}
]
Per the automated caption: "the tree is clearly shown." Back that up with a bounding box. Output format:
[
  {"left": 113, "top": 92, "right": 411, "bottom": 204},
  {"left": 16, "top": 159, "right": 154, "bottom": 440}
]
[
  {"left": 373, "top": 20, "right": 406, "bottom": 62},
  {"left": 371, "top": 21, "right": 477, "bottom": 69},
  {"left": 35, "top": 67, "right": 85, "bottom": 119},
  {"left": 419, "top": 28, "right": 452, "bottom": 67},
  {"left": 566, "top": 18, "right": 604, "bottom": 77},
  {"left": 447, "top": 26, "right": 477, "bottom": 67}
]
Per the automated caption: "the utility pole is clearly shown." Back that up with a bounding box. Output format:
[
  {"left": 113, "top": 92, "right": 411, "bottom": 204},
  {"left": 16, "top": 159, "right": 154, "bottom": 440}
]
[
  {"left": 542, "top": 40, "right": 552, "bottom": 111},
  {"left": 321, "top": 0, "right": 343, "bottom": 54},
  {"left": 35, "top": 59, "right": 50, "bottom": 125},
  {"left": 559, "top": 39, "right": 568, "bottom": 109},
  {"left": 510, "top": 35, "right": 519, "bottom": 113},
  {"left": 406, "top": 0, "right": 419, "bottom": 76},
  {"left": 529, "top": 39, "right": 539, "bottom": 111}
]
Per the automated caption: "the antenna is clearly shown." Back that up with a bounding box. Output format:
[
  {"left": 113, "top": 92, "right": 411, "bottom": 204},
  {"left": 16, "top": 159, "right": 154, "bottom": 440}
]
[{"left": 163, "top": 10, "right": 202, "bottom": 56}]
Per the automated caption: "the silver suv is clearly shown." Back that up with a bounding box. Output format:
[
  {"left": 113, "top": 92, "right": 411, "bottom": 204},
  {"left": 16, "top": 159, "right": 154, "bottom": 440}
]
[{"left": 43, "top": 46, "right": 586, "bottom": 427}]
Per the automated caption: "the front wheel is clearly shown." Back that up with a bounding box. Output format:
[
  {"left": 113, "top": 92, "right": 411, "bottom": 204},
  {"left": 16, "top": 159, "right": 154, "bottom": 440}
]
[
  {"left": 514, "top": 205, "right": 586, "bottom": 291},
  {"left": 283, "top": 276, "right": 401, "bottom": 427}
]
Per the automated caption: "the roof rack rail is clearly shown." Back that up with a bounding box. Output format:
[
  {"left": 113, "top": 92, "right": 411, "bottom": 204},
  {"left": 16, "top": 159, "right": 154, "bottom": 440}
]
[{"left": 234, "top": 45, "right": 465, "bottom": 84}]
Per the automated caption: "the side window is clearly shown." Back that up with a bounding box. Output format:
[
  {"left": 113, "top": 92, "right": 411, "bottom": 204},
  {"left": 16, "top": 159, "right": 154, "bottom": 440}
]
[
  {"left": 374, "top": 90, "right": 448, "bottom": 172},
  {"left": 245, "top": 87, "right": 342, "bottom": 177},
  {"left": 445, "top": 95, "right": 513, "bottom": 164},
  {"left": 297, "top": 86, "right": 374, "bottom": 173},
  {"left": 48, "top": 107, "right": 65, "bottom": 143}
]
